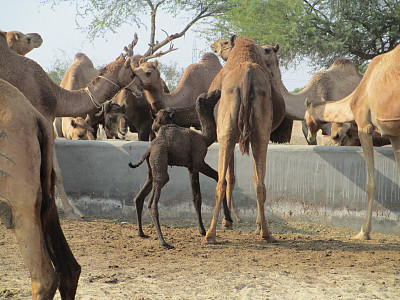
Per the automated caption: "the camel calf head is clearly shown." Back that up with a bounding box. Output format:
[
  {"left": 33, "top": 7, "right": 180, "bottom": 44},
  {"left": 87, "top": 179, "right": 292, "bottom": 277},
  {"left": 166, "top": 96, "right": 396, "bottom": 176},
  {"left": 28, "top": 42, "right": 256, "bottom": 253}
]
[{"left": 69, "top": 115, "right": 95, "bottom": 140}]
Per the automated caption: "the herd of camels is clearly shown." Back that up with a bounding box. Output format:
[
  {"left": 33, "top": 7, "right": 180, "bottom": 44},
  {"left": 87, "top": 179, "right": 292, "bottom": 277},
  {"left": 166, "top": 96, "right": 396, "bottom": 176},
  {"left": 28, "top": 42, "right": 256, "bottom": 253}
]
[{"left": 1, "top": 29, "right": 399, "bottom": 298}]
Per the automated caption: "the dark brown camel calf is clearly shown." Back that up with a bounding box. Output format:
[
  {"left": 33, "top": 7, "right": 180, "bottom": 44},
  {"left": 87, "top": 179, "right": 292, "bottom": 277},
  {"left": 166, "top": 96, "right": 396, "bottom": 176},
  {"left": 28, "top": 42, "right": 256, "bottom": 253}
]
[{"left": 128, "top": 90, "right": 232, "bottom": 249}]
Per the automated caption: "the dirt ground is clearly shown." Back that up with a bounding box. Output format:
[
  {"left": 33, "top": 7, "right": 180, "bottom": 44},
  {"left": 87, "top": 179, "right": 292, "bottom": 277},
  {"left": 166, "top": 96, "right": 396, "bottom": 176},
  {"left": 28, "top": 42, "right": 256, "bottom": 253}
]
[{"left": 1, "top": 215, "right": 399, "bottom": 300}]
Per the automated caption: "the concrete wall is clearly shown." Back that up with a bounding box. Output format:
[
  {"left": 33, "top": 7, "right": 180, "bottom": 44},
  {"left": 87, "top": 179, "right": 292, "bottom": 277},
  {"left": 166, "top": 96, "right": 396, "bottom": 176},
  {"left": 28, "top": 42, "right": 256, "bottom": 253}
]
[{"left": 55, "top": 140, "right": 400, "bottom": 235}]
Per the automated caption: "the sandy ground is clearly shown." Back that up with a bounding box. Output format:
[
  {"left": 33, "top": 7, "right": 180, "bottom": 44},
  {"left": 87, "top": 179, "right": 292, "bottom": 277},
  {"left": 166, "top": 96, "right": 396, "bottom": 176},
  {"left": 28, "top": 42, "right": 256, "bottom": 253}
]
[{"left": 1, "top": 216, "right": 400, "bottom": 300}]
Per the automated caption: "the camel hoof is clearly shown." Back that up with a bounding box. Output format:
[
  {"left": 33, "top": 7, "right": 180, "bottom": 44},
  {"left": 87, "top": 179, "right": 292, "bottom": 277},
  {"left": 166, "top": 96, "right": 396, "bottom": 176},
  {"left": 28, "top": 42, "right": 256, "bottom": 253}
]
[
  {"left": 351, "top": 231, "right": 371, "bottom": 240},
  {"left": 221, "top": 219, "right": 233, "bottom": 230},
  {"left": 202, "top": 236, "right": 217, "bottom": 244},
  {"left": 138, "top": 234, "right": 150, "bottom": 239},
  {"left": 253, "top": 228, "right": 261, "bottom": 235},
  {"left": 261, "top": 235, "right": 277, "bottom": 243},
  {"left": 162, "top": 243, "right": 175, "bottom": 250}
]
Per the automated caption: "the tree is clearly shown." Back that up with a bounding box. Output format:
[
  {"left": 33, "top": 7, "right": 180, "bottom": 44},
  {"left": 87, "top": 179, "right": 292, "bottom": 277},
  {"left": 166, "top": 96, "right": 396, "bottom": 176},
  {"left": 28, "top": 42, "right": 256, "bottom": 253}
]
[
  {"left": 158, "top": 62, "right": 184, "bottom": 91},
  {"left": 45, "top": 0, "right": 231, "bottom": 58},
  {"left": 213, "top": 0, "right": 400, "bottom": 71}
]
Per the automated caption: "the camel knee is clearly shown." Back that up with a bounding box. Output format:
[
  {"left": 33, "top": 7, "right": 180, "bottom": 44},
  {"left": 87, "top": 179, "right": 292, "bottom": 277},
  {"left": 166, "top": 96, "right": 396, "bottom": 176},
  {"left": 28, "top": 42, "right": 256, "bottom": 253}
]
[{"left": 216, "top": 179, "right": 227, "bottom": 193}]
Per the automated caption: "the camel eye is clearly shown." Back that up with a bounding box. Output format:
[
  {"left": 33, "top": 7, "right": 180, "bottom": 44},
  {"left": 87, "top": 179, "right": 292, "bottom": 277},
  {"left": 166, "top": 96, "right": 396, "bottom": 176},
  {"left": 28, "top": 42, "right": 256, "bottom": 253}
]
[
  {"left": 265, "top": 48, "right": 271, "bottom": 54},
  {"left": 145, "top": 70, "right": 152, "bottom": 77}
]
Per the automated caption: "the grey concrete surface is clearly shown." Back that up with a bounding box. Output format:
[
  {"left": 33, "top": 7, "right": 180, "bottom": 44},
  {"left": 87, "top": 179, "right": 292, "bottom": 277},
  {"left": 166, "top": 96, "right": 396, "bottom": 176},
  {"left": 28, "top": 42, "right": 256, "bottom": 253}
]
[{"left": 55, "top": 140, "right": 400, "bottom": 235}]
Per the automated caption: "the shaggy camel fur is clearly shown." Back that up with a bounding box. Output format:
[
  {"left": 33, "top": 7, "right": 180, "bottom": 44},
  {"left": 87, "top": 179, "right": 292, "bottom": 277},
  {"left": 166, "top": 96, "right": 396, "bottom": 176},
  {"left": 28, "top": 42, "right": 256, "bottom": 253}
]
[
  {"left": 128, "top": 90, "right": 232, "bottom": 249},
  {"left": 62, "top": 114, "right": 96, "bottom": 140},
  {"left": 133, "top": 52, "right": 223, "bottom": 111},
  {"left": 6, "top": 31, "right": 43, "bottom": 56},
  {"left": 203, "top": 36, "right": 285, "bottom": 244},
  {"left": 0, "top": 31, "right": 143, "bottom": 219},
  {"left": 0, "top": 79, "right": 80, "bottom": 299},
  {"left": 304, "top": 44, "right": 400, "bottom": 239},
  {"left": 326, "top": 122, "right": 390, "bottom": 146}
]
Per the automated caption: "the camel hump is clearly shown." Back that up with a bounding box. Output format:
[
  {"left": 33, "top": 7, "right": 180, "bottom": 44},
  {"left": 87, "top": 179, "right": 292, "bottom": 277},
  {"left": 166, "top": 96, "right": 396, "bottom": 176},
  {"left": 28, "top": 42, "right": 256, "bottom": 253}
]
[
  {"left": 332, "top": 57, "right": 354, "bottom": 67},
  {"left": 200, "top": 52, "right": 220, "bottom": 64}
]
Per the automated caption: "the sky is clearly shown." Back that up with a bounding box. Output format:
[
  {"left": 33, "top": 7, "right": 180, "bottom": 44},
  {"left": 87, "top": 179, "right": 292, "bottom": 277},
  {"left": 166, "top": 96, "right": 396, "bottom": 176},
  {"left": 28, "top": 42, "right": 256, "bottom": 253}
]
[{"left": 2, "top": 1, "right": 313, "bottom": 91}]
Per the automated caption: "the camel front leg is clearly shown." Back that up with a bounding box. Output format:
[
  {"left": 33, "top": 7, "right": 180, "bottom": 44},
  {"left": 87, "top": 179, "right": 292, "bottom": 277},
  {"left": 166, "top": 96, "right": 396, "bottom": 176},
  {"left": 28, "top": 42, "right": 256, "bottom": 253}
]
[
  {"left": 352, "top": 129, "right": 375, "bottom": 240},
  {"left": 221, "top": 157, "right": 239, "bottom": 229},
  {"left": 53, "top": 152, "right": 82, "bottom": 220},
  {"left": 13, "top": 197, "right": 58, "bottom": 299}
]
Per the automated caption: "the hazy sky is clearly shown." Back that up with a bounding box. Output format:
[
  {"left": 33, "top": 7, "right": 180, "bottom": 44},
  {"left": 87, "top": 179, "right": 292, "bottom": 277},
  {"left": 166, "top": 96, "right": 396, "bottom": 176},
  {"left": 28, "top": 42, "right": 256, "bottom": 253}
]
[{"left": 3, "top": 0, "right": 313, "bottom": 91}]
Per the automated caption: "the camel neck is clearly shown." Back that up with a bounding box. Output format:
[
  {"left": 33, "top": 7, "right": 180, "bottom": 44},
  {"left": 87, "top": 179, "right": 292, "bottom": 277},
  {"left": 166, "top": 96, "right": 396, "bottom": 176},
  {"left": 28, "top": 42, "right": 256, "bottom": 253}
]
[
  {"left": 312, "top": 95, "right": 354, "bottom": 123},
  {"left": 268, "top": 60, "right": 308, "bottom": 120},
  {"left": 199, "top": 110, "right": 217, "bottom": 147},
  {"left": 55, "top": 79, "right": 121, "bottom": 118}
]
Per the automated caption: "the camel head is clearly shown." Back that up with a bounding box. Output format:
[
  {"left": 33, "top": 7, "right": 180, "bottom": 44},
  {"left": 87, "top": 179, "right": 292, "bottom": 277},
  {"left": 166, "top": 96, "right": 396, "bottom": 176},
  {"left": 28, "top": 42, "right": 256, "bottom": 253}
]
[
  {"left": 325, "top": 122, "right": 358, "bottom": 146},
  {"left": 304, "top": 98, "right": 325, "bottom": 143},
  {"left": 6, "top": 31, "right": 43, "bottom": 56},
  {"left": 69, "top": 115, "right": 95, "bottom": 140},
  {"left": 210, "top": 36, "right": 237, "bottom": 61},
  {"left": 133, "top": 60, "right": 160, "bottom": 89},
  {"left": 104, "top": 102, "right": 129, "bottom": 139},
  {"left": 114, "top": 57, "right": 144, "bottom": 98},
  {"left": 151, "top": 107, "right": 175, "bottom": 133},
  {"left": 260, "top": 43, "right": 279, "bottom": 67}
]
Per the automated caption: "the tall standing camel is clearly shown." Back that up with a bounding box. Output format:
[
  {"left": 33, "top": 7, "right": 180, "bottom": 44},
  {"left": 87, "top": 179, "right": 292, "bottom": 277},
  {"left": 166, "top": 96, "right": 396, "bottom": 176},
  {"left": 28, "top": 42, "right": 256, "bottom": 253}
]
[
  {"left": 211, "top": 39, "right": 362, "bottom": 144},
  {"left": 0, "top": 31, "right": 143, "bottom": 219},
  {"left": 133, "top": 52, "right": 223, "bottom": 111},
  {"left": 6, "top": 31, "right": 43, "bottom": 56},
  {"left": 0, "top": 79, "right": 80, "bottom": 299},
  {"left": 304, "top": 44, "right": 400, "bottom": 239},
  {"left": 203, "top": 36, "right": 285, "bottom": 244}
]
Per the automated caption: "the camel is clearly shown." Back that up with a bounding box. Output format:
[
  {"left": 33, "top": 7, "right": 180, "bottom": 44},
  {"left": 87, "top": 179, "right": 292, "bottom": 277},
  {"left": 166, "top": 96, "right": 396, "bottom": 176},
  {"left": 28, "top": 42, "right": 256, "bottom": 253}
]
[
  {"left": 0, "top": 79, "right": 80, "bottom": 299},
  {"left": 6, "top": 31, "right": 43, "bottom": 56},
  {"left": 128, "top": 90, "right": 232, "bottom": 249},
  {"left": 55, "top": 52, "right": 155, "bottom": 141},
  {"left": 304, "top": 43, "right": 400, "bottom": 239},
  {"left": 0, "top": 31, "right": 143, "bottom": 219},
  {"left": 202, "top": 36, "right": 286, "bottom": 244},
  {"left": 103, "top": 102, "right": 129, "bottom": 139},
  {"left": 133, "top": 52, "right": 223, "bottom": 111},
  {"left": 326, "top": 121, "right": 390, "bottom": 147},
  {"left": 62, "top": 115, "right": 96, "bottom": 140},
  {"left": 211, "top": 38, "right": 362, "bottom": 144}
]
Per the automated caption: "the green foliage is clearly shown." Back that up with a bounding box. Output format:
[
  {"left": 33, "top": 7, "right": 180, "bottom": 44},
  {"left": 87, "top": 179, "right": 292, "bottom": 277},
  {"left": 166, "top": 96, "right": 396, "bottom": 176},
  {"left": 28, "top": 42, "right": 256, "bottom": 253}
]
[
  {"left": 158, "top": 61, "right": 185, "bottom": 91},
  {"left": 46, "top": 57, "right": 70, "bottom": 85},
  {"left": 213, "top": 0, "right": 400, "bottom": 71}
]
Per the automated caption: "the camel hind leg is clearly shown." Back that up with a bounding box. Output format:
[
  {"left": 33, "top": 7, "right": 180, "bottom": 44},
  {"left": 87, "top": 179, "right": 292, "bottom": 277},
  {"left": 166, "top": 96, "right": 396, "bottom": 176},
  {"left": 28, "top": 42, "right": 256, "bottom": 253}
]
[
  {"left": 189, "top": 171, "right": 206, "bottom": 236},
  {"left": 13, "top": 190, "right": 59, "bottom": 299},
  {"left": 352, "top": 129, "right": 375, "bottom": 240}
]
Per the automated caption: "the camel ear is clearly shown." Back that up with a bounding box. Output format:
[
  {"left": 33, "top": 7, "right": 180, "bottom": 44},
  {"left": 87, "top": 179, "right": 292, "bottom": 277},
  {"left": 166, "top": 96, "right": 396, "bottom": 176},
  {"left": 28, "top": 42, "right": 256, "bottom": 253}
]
[
  {"left": 230, "top": 35, "right": 237, "bottom": 47},
  {"left": 151, "top": 112, "right": 157, "bottom": 120},
  {"left": 14, "top": 32, "right": 20, "bottom": 40},
  {"left": 124, "top": 57, "right": 131, "bottom": 67},
  {"left": 71, "top": 119, "right": 77, "bottom": 128},
  {"left": 105, "top": 102, "right": 112, "bottom": 113},
  {"left": 304, "top": 98, "right": 311, "bottom": 108},
  {"left": 153, "top": 60, "right": 158, "bottom": 68},
  {"left": 168, "top": 110, "right": 174, "bottom": 119},
  {"left": 139, "top": 57, "right": 145, "bottom": 65},
  {"left": 85, "top": 114, "right": 91, "bottom": 122},
  {"left": 321, "top": 97, "right": 326, "bottom": 102},
  {"left": 121, "top": 104, "right": 126, "bottom": 114},
  {"left": 273, "top": 43, "right": 279, "bottom": 53}
]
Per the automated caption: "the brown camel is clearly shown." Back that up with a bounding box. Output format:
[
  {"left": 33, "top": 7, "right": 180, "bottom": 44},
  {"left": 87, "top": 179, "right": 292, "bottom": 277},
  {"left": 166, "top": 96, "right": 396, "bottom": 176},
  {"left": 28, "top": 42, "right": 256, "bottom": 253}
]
[
  {"left": 55, "top": 52, "right": 155, "bottom": 141},
  {"left": 211, "top": 39, "right": 362, "bottom": 144},
  {"left": 103, "top": 102, "right": 129, "bottom": 139},
  {"left": 203, "top": 36, "right": 285, "bottom": 244},
  {"left": 128, "top": 90, "right": 232, "bottom": 249},
  {"left": 62, "top": 115, "right": 96, "bottom": 140},
  {"left": 133, "top": 52, "right": 223, "bottom": 111},
  {"left": 0, "top": 31, "right": 143, "bottom": 219},
  {"left": 0, "top": 79, "right": 80, "bottom": 299},
  {"left": 326, "top": 121, "right": 390, "bottom": 146},
  {"left": 6, "top": 31, "right": 43, "bottom": 55},
  {"left": 304, "top": 44, "right": 400, "bottom": 239}
]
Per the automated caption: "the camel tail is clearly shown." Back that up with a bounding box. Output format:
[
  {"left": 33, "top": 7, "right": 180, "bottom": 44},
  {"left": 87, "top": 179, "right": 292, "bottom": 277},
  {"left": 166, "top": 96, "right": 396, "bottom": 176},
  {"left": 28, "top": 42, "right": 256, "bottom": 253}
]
[
  {"left": 129, "top": 148, "right": 150, "bottom": 168},
  {"left": 238, "top": 69, "right": 254, "bottom": 155}
]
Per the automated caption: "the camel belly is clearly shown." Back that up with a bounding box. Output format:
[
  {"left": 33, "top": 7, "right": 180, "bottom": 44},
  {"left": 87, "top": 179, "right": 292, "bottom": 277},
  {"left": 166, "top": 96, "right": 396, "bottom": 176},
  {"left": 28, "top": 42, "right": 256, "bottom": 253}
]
[{"left": 372, "top": 114, "right": 400, "bottom": 136}]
